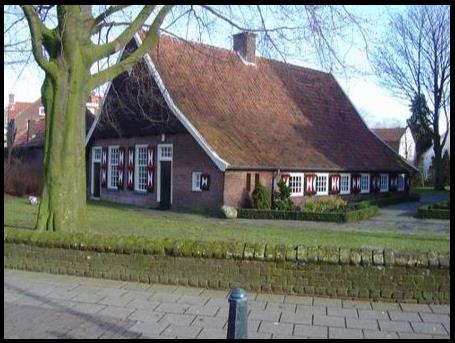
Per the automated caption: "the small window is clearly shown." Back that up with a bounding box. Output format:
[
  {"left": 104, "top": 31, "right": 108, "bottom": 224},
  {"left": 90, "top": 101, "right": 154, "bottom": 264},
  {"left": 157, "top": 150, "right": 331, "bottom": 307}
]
[
  {"left": 360, "top": 173, "right": 370, "bottom": 193},
  {"left": 38, "top": 106, "right": 45, "bottom": 116},
  {"left": 135, "top": 145, "right": 148, "bottom": 192},
  {"left": 315, "top": 173, "right": 329, "bottom": 195},
  {"left": 160, "top": 146, "right": 173, "bottom": 159},
  {"left": 289, "top": 173, "right": 304, "bottom": 196},
  {"left": 93, "top": 147, "right": 102, "bottom": 162},
  {"left": 340, "top": 173, "right": 350, "bottom": 195},
  {"left": 246, "top": 173, "right": 251, "bottom": 191},
  {"left": 108, "top": 146, "right": 119, "bottom": 189},
  {"left": 192, "top": 172, "right": 202, "bottom": 192},
  {"left": 380, "top": 173, "right": 389, "bottom": 192},
  {"left": 397, "top": 173, "right": 405, "bottom": 191}
]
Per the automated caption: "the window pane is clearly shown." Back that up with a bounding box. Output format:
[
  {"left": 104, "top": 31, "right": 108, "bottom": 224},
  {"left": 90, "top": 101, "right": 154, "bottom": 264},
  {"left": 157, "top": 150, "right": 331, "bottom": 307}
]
[{"left": 289, "top": 175, "right": 302, "bottom": 195}]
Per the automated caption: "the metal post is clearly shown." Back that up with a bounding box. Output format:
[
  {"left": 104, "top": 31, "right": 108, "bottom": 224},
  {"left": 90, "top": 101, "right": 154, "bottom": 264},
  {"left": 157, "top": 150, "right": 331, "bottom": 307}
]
[{"left": 227, "top": 288, "right": 248, "bottom": 339}]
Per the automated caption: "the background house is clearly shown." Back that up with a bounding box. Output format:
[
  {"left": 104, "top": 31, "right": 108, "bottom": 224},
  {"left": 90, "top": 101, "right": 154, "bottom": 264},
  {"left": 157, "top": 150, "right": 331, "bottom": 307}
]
[
  {"left": 4, "top": 94, "right": 99, "bottom": 196},
  {"left": 419, "top": 129, "right": 450, "bottom": 180},
  {"left": 372, "top": 127, "right": 416, "bottom": 166}
]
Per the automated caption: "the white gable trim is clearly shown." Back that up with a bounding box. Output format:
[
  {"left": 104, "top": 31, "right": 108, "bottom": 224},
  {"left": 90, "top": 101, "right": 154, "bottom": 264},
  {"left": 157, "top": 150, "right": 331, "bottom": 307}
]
[{"left": 134, "top": 33, "right": 229, "bottom": 172}]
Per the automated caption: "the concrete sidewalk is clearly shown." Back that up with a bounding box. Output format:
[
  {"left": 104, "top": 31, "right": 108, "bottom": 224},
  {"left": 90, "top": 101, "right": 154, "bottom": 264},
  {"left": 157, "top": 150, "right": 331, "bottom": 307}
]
[{"left": 4, "top": 269, "right": 450, "bottom": 339}]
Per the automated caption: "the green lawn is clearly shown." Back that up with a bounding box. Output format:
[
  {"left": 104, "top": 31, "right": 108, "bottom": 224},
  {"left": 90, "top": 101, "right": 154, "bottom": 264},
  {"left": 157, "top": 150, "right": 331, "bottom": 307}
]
[
  {"left": 4, "top": 195, "right": 450, "bottom": 252},
  {"left": 411, "top": 186, "right": 450, "bottom": 194}
]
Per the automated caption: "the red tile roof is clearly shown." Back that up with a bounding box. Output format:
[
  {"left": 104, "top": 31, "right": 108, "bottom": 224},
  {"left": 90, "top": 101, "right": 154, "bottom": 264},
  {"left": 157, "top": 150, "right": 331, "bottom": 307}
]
[
  {"left": 5, "top": 101, "right": 34, "bottom": 120},
  {"left": 14, "top": 119, "right": 46, "bottom": 147},
  {"left": 372, "top": 127, "right": 407, "bottom": 151},
  {"left": 145, "top": 35, "right": 413, "bottom": 172},
  {"left": 373, "top": 127, "right": 407, "bottom": 141}
]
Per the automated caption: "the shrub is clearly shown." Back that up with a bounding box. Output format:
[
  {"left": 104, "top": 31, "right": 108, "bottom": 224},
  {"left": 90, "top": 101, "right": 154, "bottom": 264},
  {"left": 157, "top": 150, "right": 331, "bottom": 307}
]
[
  {"left": 418, "top": 202, "right": 450, "bottom": 220},
  {"left": 252, "top": 180, "right": 271, "bottom": 210},
  {"left": 4, "top": 158, "right": 41, "bottom": 196},
  {"left": 304, "top": 197, "right": 347, "bottom": 213},
  {"left": 273, "top": 179, "right": 295, "bottom": 211}
]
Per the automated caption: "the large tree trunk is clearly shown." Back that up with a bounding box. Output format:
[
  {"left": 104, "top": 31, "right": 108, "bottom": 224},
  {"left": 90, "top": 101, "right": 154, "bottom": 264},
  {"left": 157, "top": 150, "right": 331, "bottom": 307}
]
[{"left": 36, "top": 63, "right": 91, "bottom": 232}]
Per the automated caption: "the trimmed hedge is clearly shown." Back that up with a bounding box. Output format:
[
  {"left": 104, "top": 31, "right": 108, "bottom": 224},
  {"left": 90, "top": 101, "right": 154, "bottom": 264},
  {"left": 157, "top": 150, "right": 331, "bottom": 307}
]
[
  {"left": 360, "top": 193, "right": 420, "bottom": 207},
  {"left": 237, "top": 205, "right": 378, "bottom": 222},
  {"left": 6, "top": 228, "right": 449, "bottom": 268},
  {"left": 418, "top": 202, "right": 450, "bottom": 220}
]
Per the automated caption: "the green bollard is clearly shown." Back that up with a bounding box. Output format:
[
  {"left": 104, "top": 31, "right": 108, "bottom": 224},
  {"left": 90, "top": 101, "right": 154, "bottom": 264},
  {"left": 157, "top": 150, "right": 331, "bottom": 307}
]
[{"left": 227, "top": 288, "right": 248, "bottom": 339}]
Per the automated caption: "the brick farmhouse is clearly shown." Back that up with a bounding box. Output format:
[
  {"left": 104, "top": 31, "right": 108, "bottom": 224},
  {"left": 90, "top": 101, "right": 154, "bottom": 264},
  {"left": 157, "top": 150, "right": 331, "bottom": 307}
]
[{"left": 87, "top": 32, "right": 417, "bottom": 210}]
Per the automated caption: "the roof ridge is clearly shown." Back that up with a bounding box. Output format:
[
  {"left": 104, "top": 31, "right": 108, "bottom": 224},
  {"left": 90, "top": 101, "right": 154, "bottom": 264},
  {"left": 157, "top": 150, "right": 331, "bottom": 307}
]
[{"left": 156, "top": 33, "right": 332, "bottom": 77}]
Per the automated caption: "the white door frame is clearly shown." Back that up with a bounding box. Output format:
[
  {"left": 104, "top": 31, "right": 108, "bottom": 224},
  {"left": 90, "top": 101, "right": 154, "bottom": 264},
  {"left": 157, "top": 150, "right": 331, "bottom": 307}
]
[
  {"left": 91, "top": 146, "right": 102, "bottom": 199},
  {"left": 156, "top": 144, "right": 173, "bottom": 204}
]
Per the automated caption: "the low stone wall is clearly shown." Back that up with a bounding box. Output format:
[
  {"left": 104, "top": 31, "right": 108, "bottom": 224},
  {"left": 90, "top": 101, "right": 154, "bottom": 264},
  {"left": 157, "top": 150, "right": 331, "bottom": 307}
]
[{"left": 4, "top": 242, "right": 449, "bottom": 304}]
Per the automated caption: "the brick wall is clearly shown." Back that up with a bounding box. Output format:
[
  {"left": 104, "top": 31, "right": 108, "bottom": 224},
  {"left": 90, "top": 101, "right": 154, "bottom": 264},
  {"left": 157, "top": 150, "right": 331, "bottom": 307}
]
[
  {"left": 91, "top": 133, "right": 224, "bottom": 209},
  {"left": 5, "top": 243, "right": 449, "bottom": 304},
  {"left": 223, "top": 170, "right": 274, "bottom": 207}
]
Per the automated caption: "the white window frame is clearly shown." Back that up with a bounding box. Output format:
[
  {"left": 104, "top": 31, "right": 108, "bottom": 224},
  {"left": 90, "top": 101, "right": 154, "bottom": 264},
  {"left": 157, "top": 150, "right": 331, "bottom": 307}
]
[
  {"left": 380, "top": 173, "right": 389, "bottom": 192},
  {"left": 38, "top": 106, "right": 45, "bottom": 116},
  {"left": 192, "top": 171, "right": 202, "bottom": 192},
  {"left": 157, "top": 144, "right": 173, "bottom": 203},
  {"left": 360, "top": 173, "right": 370, "bottom": 193},
  {"left": 107, "top": 145, "right": 119, "bottom": 190},
  {"left": 397, "top": 173, "right": 405, "bottom": 191},
  {"left": 315, "top": 173, "right": 329, "bottom": 196},
  {"left": 339, "top": 173, "right": 351, "bottom": 195},
  {"left": 91, "top": 146, "right": 102, "bottom": 198},
  {"left": 159, "top": 144, "right": 173, "bottom": 161},
  {"left": 134, "top": 144, "right": 148, "bottom": 193},
  {"left": 289, "top": 172, "right": 304, "bottom": 197}
]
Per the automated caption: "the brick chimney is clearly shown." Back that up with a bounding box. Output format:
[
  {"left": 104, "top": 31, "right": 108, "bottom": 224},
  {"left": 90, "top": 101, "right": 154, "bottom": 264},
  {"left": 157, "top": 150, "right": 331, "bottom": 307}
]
[
  {"left": 27, "top": 119, "right": 36, "bottom": 142},
  {"left": 233, "top": 32, "right": 256, "bottom": 64}
]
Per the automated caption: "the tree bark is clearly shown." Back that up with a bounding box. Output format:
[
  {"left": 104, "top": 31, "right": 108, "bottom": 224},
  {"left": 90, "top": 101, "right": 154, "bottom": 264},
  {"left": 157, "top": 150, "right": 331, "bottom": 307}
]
[{"left": 36, "top": 61, "right": 91, "bottom": 232}]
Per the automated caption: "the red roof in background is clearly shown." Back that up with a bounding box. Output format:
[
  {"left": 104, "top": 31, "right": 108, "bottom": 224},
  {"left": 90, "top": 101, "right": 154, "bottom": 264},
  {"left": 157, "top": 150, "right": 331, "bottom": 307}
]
[
  {"left": 6, "top": 101, "right": 34, "bottom": 120},
  {"left": 372, "top": 128, "right": 407, "bottom": 143},
  {"left": 372, "top": 128, "right": 407, "bottom": 153},
  {"left": 140, "top": 35, "right": 412, "bottom": 172},
  {"left": 14, "top": 119, "right": 46, "bottom": 147}
]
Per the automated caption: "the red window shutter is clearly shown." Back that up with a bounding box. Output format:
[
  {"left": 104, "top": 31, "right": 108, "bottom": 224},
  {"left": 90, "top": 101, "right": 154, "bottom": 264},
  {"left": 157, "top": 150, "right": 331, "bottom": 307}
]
[
  {"left": 127, "top": 147, "right": 134, "bottom": 190},
  {"left": 246, "top": 173, "right": 251, "bottom": 191},
  {"left": 281, "top": 174, "right": 290, "bottom": 186},
  {"left": 147, "top": 145, "right": 154, "bottom": 192},
  {"left": 201, "top": 174, "right": 210, "bottom": 190},
  {"left": 305, "top": 174, "right": 316, "bottom": 195},
  {"left": 351, "top": 174, "right": 360, "bottom": 193},
  {"left": 329, "top": 174, "right": 340, "bottom": 194},
  {"left": 118, "top": 147, "right": 125, "bottom": 189},
  {"left": 101, "top": 146, "right": 108, "bottom": 188}
]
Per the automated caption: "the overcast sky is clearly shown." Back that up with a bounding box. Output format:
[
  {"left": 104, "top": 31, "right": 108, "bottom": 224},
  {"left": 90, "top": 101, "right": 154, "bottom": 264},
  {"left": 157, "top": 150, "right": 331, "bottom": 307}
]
[{"left": 2, "top": 5, "right": 440, "bottom": 130}]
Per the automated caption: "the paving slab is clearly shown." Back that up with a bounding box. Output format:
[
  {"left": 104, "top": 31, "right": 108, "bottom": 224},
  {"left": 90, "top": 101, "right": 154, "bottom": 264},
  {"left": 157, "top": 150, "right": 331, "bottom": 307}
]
[
  {"left": 258, "top": 321, "right": 294, "bottom": 336},
  {"left": 197, "top": 327, "right": 226, "bottom": 339},
  {"left": 329, "top": 327, "right": 363, "bottom": 339},
  {"left": 346, "top": 318, "right": 378, "bottom": 330},
  {"left": 410, "top": 321, "right": 448, "bottom": 336},
  {"left": 293, "top": 324, "right": 328, "bottom": 338},
  {"left": 388, "top": 310, "right": 421, "bottom": 322},
  {"left": 161, "top": 324, "right": 202, "bottom": 338},
  {"left": 364, "top": 330, "right": 399, "bottom": 339},
  {"left": 378, "top": 319, "right": 413, "bottom": 333}
]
